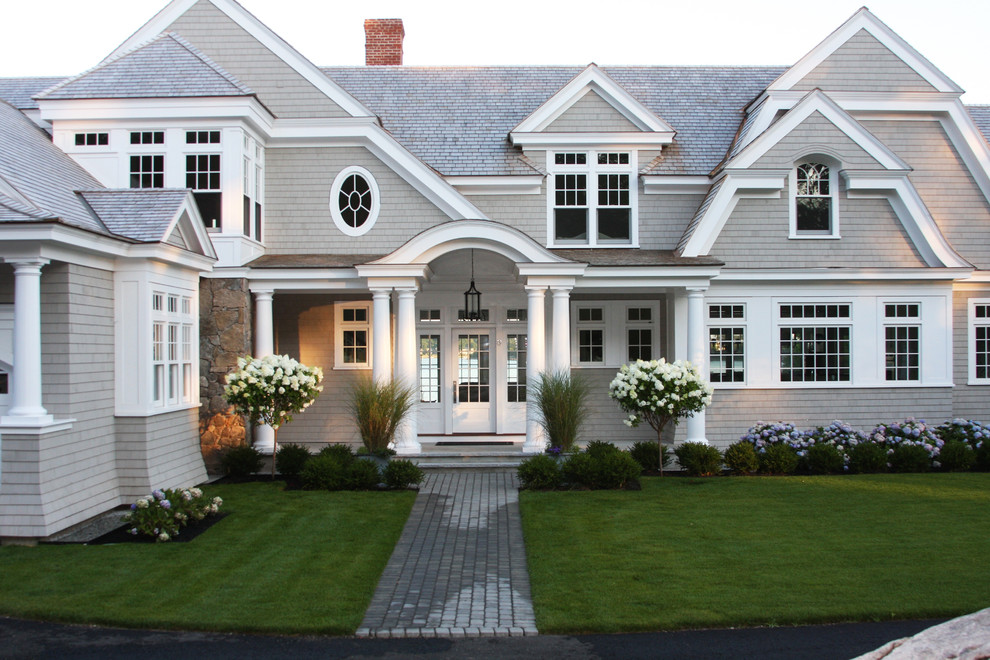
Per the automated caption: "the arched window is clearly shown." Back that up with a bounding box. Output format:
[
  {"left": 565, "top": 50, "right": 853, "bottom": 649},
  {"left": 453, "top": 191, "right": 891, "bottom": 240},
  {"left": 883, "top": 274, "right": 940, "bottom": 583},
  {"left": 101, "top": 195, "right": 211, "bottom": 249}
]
[
  {"left": 330, "top": 166, "right": 380, "bottom": 236},
  {"left": 791, "top": 162, "right": 839, "bottom": 237}
]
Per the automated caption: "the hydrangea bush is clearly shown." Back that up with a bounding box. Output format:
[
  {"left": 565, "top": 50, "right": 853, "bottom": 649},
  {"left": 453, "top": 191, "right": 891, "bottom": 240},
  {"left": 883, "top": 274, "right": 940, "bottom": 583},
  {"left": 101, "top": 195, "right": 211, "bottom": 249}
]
[
  {"left": 870, "top": 418, "right": 942, "bottom": 459},
  {"left": 609, "top": 359, "right": 713, "bottom": 476},
  {"left": 122, "top": 487, "right": 222, "bottom": 542},
  {"left": 937, "top": 419, "right": 988, "bottom": 449},
  {"left": 224, "top": 354, "right": 324, "bottom": 430}
]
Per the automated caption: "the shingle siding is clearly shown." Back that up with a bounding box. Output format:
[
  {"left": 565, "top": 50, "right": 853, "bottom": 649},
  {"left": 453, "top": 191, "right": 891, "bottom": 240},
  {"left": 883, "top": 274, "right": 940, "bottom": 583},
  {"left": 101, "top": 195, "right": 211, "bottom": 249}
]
[
  {"left": 640, "top": 192, "right": 705, "bottom": 251},
  {"left": 545, "top": 90, "right": 640, "bottom": 133},
  {"left": 264, "top": 146, "right": 451, "bottom": 254},
  {"left": 792, "top": 29, "right": 937, "bottom": 93},
  {"left": 753, "top": 112, "right": 886, "bottom": 170},
  {"left": 952, "top": 285, "right": 990, "bottom": 421},
  {"left": 116, "top": 408, "right": 208, "bottom": 500}
]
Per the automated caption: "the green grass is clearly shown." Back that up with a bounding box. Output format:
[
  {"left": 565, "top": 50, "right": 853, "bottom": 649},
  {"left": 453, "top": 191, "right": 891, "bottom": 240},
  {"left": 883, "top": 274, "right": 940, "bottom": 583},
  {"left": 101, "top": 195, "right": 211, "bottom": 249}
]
[
  {"left": 0, "top": 482, "right": 415, "bottom": 634},
  {"left": 520, "top": 473, "right": 990, "bottom": 634}
]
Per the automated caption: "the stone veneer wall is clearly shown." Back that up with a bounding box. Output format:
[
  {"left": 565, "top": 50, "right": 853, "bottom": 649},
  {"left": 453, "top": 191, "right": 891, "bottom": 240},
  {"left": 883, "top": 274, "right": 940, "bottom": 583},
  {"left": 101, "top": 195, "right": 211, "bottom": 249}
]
[{"left": 198, "top": 278, "right": 253, "bottom": 473}]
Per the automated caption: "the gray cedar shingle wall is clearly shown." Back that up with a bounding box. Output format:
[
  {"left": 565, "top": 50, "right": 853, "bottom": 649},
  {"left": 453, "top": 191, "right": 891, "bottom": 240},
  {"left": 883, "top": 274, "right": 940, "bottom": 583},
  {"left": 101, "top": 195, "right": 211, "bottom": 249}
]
[
  {"left": 470, "top": 186, "right": 549, "bottom": 245},
  {"left": 166, "top": 0, "right": 349, "bottom": 119},
  {"left": 861, "top": 118, "right": 990, "bottom": 269},
  {"left": 545, "top": 90, "right": 641, "bottom": 133},
  {"left": 116, "top": 408, "right": 207, "bottom": 500},
  {"left": 709, "top": 186, "right": 924, "bottom": 267},
  {"left": 751, "top": 112, "right": 886, "bottom": 170},
  {"left": 705, "top": 387, "right": 954, "bottom": 449},
  {"left": 264, "top": 146, "right": 451, "bottom": 254},
  {"left": 792, "top": 29, "right": 937, "bottom": 93},
  {"left": 576, "top": 367, "right": 656, "bottom": 447},
  {"left": 952, "top": 286, "right": 990, "bottom": 421},
  {"left": 640, "top": 192, "right": 706, "bottom": 251}
]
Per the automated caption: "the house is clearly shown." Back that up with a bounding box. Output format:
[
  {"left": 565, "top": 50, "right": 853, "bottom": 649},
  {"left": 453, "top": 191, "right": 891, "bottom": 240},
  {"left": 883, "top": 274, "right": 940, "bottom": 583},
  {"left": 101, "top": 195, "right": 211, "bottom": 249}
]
[{"left": 1, "top": 0, "right": 989, "bottom": 541}]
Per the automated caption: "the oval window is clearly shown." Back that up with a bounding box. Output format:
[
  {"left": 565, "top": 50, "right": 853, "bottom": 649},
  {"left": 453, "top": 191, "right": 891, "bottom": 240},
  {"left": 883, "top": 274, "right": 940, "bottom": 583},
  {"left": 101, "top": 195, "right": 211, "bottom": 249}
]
[{"left": 330, "top": 166, "right": 380, "bottom": 236}]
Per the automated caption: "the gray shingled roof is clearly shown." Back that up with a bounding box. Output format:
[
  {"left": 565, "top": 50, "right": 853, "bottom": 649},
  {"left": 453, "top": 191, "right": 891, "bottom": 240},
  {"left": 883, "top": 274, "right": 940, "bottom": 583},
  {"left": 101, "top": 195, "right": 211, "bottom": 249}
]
[
  {"left": 0, "top": 77, "right": 67, "bottom": 110},
  {"left": 38, "top": 32, "right": 254, "bottom": 101},
  {"left": 80, "top": 189, "right": 189, "bottom": 242},
  {"left": 969, "top": 106, "right": 990, "bottom": 144},
  {"left": 322, "top": 66, "right": 786, "bottom": 176}
]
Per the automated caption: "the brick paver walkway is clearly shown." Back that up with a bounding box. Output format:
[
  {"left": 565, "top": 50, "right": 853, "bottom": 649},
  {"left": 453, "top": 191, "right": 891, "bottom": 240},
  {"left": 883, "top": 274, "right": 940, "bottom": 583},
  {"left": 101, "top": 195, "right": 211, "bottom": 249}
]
[{"left": 356, "top": 469, "right": 538, "bottom": 638}]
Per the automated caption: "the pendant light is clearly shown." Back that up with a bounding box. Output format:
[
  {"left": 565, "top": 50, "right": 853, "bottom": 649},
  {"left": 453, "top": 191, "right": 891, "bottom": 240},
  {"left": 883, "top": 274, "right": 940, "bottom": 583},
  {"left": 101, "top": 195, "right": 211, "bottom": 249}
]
[{"left": 463, "top": 249, "right": 482, "bottom": 321}]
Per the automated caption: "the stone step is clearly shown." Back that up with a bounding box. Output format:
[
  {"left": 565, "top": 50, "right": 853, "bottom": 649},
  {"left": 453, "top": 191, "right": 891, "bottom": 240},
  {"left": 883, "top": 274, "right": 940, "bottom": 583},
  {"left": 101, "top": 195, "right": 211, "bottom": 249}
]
[{"left": 413, "top": 451, "right": 532, "bottom": 469}]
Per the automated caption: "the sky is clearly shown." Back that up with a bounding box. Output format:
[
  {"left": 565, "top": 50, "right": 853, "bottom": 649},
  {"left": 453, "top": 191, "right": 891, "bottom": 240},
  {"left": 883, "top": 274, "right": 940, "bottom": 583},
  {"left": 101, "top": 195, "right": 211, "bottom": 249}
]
[{"left": 2, "top": 0, "right": 988, "bottom": 104}]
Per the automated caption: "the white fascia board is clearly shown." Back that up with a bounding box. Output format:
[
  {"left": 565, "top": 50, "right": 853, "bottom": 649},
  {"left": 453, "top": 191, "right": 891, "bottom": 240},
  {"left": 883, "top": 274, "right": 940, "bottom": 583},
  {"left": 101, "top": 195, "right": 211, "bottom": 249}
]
[
  {"left": 716, "top": 267, "right": 972, "bottom": 282},
  {"left": 642, "top": 176, "right": 711, "bottom": 195},
  {"left": 767, "top": 8, "right": 963, "bottom": 94},
  {"left": 162, "top": 196, "right": 218, "bottom": 260},
  {"left": 515, "top": 263, "right": 589, "bottom": 278},
  {"left": 123, "top": 244, "right": 216, "bottom": 271},
  {"left": 446, "top": 176, "right": 544, "bottom": 196},
  {"left": 511, "top": 64, "right": 674, "bottom": 135},
  {"left": 678, "top": 170, "right": 788, "bottom": 258},
  {"left": 105, "top": 0, "right": 374, "bottom": 118},
  {"left": 958, "top": 271, "right": 990, "bottom": 283},
  {"left": 730, "top": 92, "right": 909, "bottom": 171},
  {"left": 270, "top": 120, "right": 485, "bottom": 221},
  {"left": 843, "top": 172, "right": 971, "bottom": 268},
  {"left": 39, "top": 97, "right": 275, "bottom": 136},
  {"left": 509, "top": 132, "right": 674, "bottom": 149},
  {"left": 356, "top": 264, "right": 432, "bottom": 280}
]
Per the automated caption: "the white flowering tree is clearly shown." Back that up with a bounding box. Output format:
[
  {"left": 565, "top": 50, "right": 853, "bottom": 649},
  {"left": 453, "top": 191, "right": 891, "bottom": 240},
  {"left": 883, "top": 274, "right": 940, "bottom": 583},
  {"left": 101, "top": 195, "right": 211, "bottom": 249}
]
[
  {"left": 224, "top": 355, "right": 324, "bottom": 473},
  {"left": 608, "top": 359, "right": 713, "bottom": 476}
]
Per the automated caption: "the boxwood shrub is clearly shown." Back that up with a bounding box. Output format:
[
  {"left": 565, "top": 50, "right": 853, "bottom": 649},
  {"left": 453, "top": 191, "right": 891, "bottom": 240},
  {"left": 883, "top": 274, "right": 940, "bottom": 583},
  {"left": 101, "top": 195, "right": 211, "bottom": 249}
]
[
  {"left": 674, "top": 442, "right": 723, "bottom": 477},
  {"left": 802, "top": 442, "right": 845, "bottom": 475},
  {"left": 628, "top": 441, "right": 671, "bottom": 474},
  {"left": 758, "top": 444, "right": 799, "bottom": 475},
  {"left": 938, "top": 441, "right": 976, "bottom": 472},
  {"left": 888, "top": 443, "right": 931, "bottom": 473},
  {"left": 724, "top": 441, "right": 759, "bottom": 475},
  {"left": 275, "top": 443, "right": 311, "bottom": 478},
  {"left": 517, "top": 454, "right": 563, "bottom": 490},
  {"left": 221, "top": 444, "right": 264, "bottom": 478},
  {"left": 383, "top": 459, "right": 425, "bottom": 489},
  {"left": 847, "top": 441, "right": 888, "bottom": 474}
]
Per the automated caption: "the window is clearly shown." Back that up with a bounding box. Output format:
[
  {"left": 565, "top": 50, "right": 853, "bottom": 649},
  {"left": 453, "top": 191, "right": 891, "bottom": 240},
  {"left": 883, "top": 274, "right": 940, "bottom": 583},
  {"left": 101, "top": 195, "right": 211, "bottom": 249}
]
[
  {"left": 335, "top": 303, "right": 372, "bottom": 368},
  {"left": 709, "top": 304, "right": 745, "bottom": 384},
  {"left": 130, "top": 155, "right": 164, "bottom": 189},
  {"left": 779, "top": 303, "right": 851, "bottom": 382},
  {"left": 74, "top": 132, "right": 108, "bottom": 146},
  {"left": 457, "top": 308, "right": 490, "bottom": 322},
  {"left": 419, "top": 309, "right": 441, "bottom": 323},
  {"left": 419, "top": 335, "right": 440, "bottom": 403},
  {"left": 0, "top": 370, "right": 7, "bottom": 394},
  {"left": 551, "top": 151, "right": 634, "bottom": 246},
  {"left": 151, "top": 292, "right": 194, "bottom": 407},
  {"left": 186, "top": 130, "right": 220, "bottom": 144},
  {"left": 130, "top": 131, "right": 164, "bottom": 145},
  {"left": 330, "top": 166, "right": 380, "bottom": 236},
  {"left": 972, "top": 301, "right": 990, "bottom": 382},
  {"left": 577, "top": 307, "right": 605, "bottom": 363},
  {"left": 571, "top": 300, "right": 659, "bottom": 367},
  {"left": 506, "top": 309, "right": 528, "bottom": 323},
  {"left": 792, "top": 162, "right": 838, "bottom": 236},
  {"left": 186, "top": 154, "right": 221, "bottom": 229},
  {"left": 884, "top": 304, "right": 920, "bottom": 382},
  {"left": 626, "top": 307, "right": 652, "bottom": 361},
  {"left": 506, "top": 334, "right": 527, "bottom": 402}
]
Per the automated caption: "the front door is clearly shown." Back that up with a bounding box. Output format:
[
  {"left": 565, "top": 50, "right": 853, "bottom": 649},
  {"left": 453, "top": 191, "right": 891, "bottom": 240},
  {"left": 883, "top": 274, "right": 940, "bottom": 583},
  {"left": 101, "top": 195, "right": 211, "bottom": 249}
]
[{"left": 451, "top": 330, "right": 494, "bottom": 433}]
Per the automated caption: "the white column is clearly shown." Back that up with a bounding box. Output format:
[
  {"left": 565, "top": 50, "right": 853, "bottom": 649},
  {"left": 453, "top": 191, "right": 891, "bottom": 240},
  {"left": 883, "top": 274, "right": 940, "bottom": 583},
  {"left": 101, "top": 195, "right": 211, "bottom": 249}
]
[
  {"left": 394, "top": 287, "right": 420, "bottom": 455},
  {"left": 252, "top": 289, "right": 276, "bottom": 453},
  {"left": 2, "top": 259, "right": 52, "bottom": 424},
  {"left": 550, "top": 286, "right": 572, "bottom": 374},
  {"left": 371, "top": 288, "right": 392, "bottom": 383},
  {"left": 685, "top": 287, "right": 708, "bottom": 444},
  {"left": 524, "top": 285, "right": 547, "bottom": 453}
]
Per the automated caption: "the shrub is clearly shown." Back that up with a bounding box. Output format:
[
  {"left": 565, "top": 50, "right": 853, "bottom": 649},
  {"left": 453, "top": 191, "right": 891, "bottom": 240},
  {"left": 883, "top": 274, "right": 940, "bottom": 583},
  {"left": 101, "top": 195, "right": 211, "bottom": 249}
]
[
  {"left": 938, "top": 441, "right": 975, "bottom": 472},
  {"left": 740, "top": 421, "right": 807, "bottom": 452},
  {"left": 384, "top": 459, "right": 424, "bottom": 489},
  {"left": 275, "top": 443, "right": 311, "bottom": 478},
  {"left": 888, "top": 443, "right": 931, "bottom": 473},
  {"left": 517, "top": 454, "right": 563, "bottom": 490},
  {"left": 847, "top": 441, "right": 888, "bottom": 474},
  {"left": 349, "top": 377, "right": 416, "bottom": 453},
  {"left": 561, "top": 452, "right": 595, "bottom": 488},
  {"left": 936, "top": 418, "right": 989, "bottom": 449},
  {"left": 724, "top": 441, "right": 759, "bottom": 475},
  {"left": 122, "top": 487, "right": 222, "bottom": 543},
  {"left": 585, "top": 440, "right": 620, "bottom": 459},
  {"left": 561, "top": 451, "right": 640, "bottom": 489},
  {"left": 871, "top": 419, "right": 942, "bottom": 460},
  {"left": 343, "top": 459, "right": 382, "bottom": 490},
  {"left": 976, "top": 444, "right": 990, "bottom": 472},
  {"left": 628, "top": 440, "right": 671, "bottom": 474},
  {"left": 300, "top": 454, "right": 347, "bottom": 490},
  {"left": 759, "top": 444, "right": 799, "bottom": 475},
  {"left": 531, "top": 370, "right": 590, "bottom": 452},
  {"left": 674, "top": 442, "right": 723, "bottom": 477},
  {"left": 802, "top": 443, "right": 845, "bottom": 475},
  {"left": 221, "top": 444, "right": 264, "bottom": 477},
  {"left": 319, "top": 443, "right": 356, "bottom": 465}
]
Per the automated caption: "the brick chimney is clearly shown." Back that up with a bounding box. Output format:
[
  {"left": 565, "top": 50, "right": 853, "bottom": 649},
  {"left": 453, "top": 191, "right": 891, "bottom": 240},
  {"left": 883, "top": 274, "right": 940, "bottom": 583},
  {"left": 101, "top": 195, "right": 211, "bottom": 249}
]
[{"left": 364, "top": 19, "right": 404, "bottom": 66}]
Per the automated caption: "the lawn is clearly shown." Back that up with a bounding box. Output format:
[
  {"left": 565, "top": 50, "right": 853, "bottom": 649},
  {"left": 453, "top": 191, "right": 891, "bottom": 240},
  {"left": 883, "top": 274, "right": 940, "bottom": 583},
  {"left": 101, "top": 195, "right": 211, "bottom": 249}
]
[
  {"left": 0, "top": 481, "right": 415, "bottom": 634},
  {"left": 520, "top": 473, "right": 990, "bottom": 634}
]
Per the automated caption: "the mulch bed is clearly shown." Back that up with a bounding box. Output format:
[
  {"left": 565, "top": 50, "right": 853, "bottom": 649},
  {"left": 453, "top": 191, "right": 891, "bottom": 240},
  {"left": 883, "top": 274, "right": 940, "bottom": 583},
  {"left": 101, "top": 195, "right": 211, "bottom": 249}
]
[{"left": 86, "top": 513, "right": 228, "bottom": 545}]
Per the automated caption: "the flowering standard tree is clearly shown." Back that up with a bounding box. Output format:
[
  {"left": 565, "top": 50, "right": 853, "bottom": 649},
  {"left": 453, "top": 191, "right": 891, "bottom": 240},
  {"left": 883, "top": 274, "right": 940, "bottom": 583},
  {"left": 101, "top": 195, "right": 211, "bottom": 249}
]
[
  {"left": 224, "top": 354, "right": 324, "bottom": 474},
  {"left": 609, "top": 359, "right": 713, "bottom": 476}
]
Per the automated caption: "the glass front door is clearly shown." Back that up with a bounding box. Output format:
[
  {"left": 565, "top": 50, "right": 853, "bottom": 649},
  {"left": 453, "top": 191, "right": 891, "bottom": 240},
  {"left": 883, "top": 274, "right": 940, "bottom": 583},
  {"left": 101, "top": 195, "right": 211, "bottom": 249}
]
[{"left": 452, "top": 330, "right": 494, "bottom": 433}]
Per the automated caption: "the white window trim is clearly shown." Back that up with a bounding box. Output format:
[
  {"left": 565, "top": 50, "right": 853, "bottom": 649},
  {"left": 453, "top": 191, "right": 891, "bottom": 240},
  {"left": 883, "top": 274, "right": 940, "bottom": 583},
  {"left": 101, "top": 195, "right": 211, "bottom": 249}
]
[
  {"left": 968, "top": 298, "right": 990, "bottom": 385},
  {"left": 334, "top": 301, "right": 373, "bottom": 370},
  {"left": 150, "top": 289, "right": 196, "bottom": 411},
  {"left": 547, "top": 150, "right": 639, "bottom": 248},
  {"left": 330, "top": 166, "right": 381, "bottom": 237},
  {"left": 774, "top": 300, "right": 853, "bottom": 385},
  {"left": 707, "top": 302, "right": 747, "bottom": 388},
  {"left": 788, "top": 161, "right": 840, "bottom": 239},
  {"left": 570, "top": 300, "right": 659, "bottom": 367},
  {"left": 880, "top": 300, "right": 922, "bottom": 383}
]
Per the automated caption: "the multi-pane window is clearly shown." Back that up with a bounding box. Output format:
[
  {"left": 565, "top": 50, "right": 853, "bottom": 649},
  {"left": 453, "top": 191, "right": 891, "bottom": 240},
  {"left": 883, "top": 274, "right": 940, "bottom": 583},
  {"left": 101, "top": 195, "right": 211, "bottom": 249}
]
[
  {"left": 577, "top": 307, "right": 605, "bottom": 363},
  {"left": 152, "top": 291, "right": 194, "bottom": 407},
  {"left": 187, "top": 154, "right": 222, "bottom": 229},
  {"left": 74, "top": 132, "right": 108, "bottom": 146},
  {"left": 973, "top": 303, "right": 990, "bottom": 381},
  {"left": 795, "top": 163, "right": 832, "bottom": 233},
  {"left": 457, "top": 308, "right": 490, "bottom": 322},
  {"left": 506, "top": 334, "right": 527, "bottom": 402},
  {"left": 419, "top": 335, "right": 440, "bottom": 403},
  {"left": 457, "top": 334, "right": 490, "bottom": 403},
  {"left": 130, "top": 131, "right": 164, "bottom": 145},
  {"left": 551, "top": 151, "right": 633, "bottom": 245},
  {"left": 337, "top": 172, "right": 374, "bottom": 229},
  {"left": 506, "top": 309, "right": 528, "bottom": 322},
  {"left": 627, "top": 307, "right": 652, "bottom": 361},
  {"left": 779, "top": 303, "right": 851, "bottom": 382},
  {"left": 709, "top": 304, "right": 745, "bottom": 383},
  {"left": 186, "top": 130, "right": 220, "bottom": 144},
  {"left": 419, "top": 309, "right": 441, "bottom": 323},
  {"left": 130, "top": 155, "right": 164, "bottom": 189},
  {"left": 884, "top": 304, "right": 920, "bottom": 381},
  {"left": 340, "top": 306, "right": 369, "bottom": 366}
]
